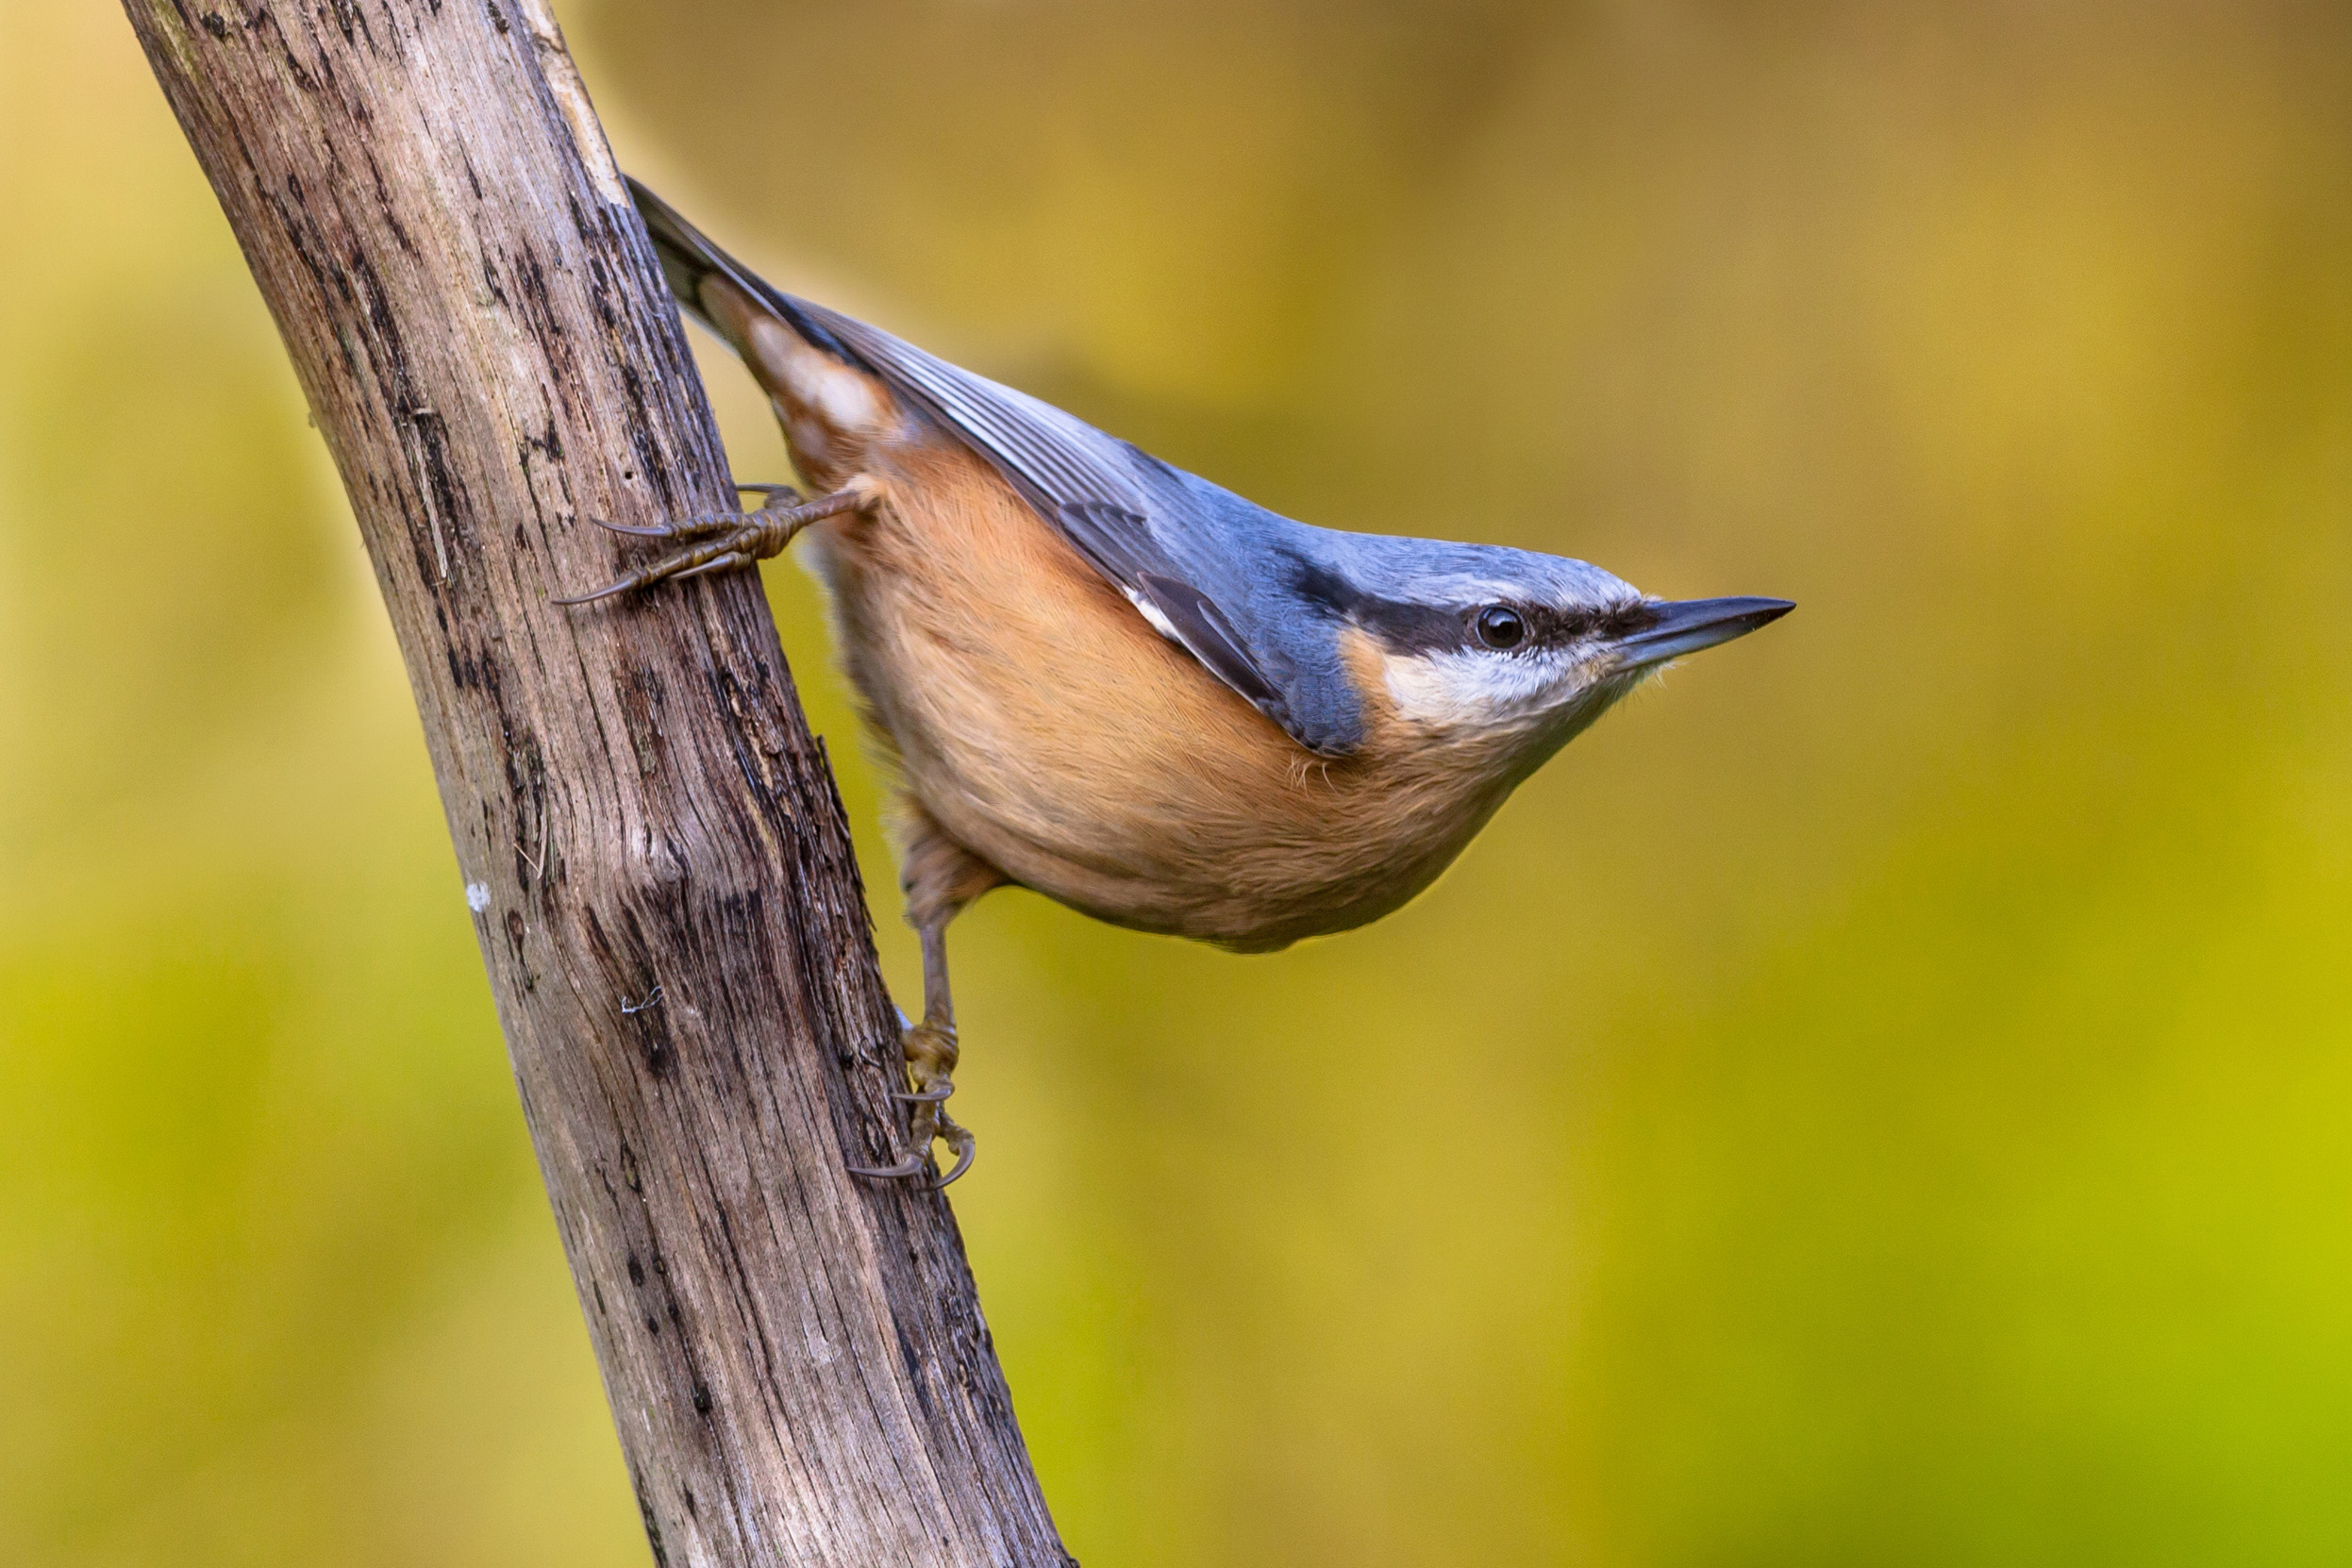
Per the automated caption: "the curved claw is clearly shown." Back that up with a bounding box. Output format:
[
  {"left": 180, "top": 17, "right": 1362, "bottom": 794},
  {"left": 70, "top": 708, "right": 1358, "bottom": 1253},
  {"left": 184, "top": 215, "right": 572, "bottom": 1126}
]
[
  {"left": 548, "top": 575, "right": 641, "bottom": 607},
  {"left": 735, "top": 481, "right": 800, "bottom": 501},
  {"left": 931, "top": 1137, "right": 976, "bottom": 1189},
  {"left": 587, "top": 515, "right": 678, "bottom": 538},
  {"left": 892, "top": 1085, "right": 955, "bottom": 1104},
  {"left": 846, "top": 1153, "right": 930, "bottom": 1180}
]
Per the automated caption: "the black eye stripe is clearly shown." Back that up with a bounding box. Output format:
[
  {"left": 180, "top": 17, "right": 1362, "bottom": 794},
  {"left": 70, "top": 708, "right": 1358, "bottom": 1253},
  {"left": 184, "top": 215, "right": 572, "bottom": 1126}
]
[
  {"left": 1467, "top": 600, "right": 1661, "bottom": 652},
  {"left": 1277, "top": 552, "right": 1660, "bottom": 654}
]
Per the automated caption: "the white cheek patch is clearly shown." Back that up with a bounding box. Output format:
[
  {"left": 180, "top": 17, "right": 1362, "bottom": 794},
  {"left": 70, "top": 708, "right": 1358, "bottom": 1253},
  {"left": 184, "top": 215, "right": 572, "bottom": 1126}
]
[{"left": 1382, "top": 647, "right": 1587, "bottom": 733}]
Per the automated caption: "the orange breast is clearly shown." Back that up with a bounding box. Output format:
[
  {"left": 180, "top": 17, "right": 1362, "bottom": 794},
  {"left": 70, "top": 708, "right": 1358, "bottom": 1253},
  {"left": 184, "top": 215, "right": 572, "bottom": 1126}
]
[{"left": 804, "top": 437, "right": 1512, "bottom": 949}]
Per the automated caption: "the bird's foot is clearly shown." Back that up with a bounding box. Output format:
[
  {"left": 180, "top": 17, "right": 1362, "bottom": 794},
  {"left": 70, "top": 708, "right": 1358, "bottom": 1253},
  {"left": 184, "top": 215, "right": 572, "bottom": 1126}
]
[
  {"left": 553, "top": 482, "right": 865, "bottom": 604},
  {"left": 847, "top": 1018, "right": 975, "bottom": 1188}
]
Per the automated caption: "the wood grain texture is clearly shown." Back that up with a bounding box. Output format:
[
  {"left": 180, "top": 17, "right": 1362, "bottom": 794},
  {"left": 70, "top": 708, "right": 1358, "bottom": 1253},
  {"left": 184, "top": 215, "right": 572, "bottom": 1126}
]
[{"left": 120, "top": 3, "right": 1071, "bottom": 1563}]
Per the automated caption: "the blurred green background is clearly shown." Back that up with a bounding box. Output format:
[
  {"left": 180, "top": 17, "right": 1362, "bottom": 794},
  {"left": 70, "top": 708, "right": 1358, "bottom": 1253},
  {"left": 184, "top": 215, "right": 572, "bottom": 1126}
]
[{"left": 4, "top": 2, "right": 2348, "bottom": 1563}]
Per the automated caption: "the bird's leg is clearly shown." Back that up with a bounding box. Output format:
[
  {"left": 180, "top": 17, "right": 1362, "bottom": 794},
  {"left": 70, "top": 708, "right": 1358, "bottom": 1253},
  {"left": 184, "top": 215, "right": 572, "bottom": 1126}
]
[
  {"left": 847, "top": 910, "right": 978, "bottom": 1186},
  {"left": 848, "top": 914, "right": 974, "bottom": 1185},
  {"left": 552, "top": 478, "right": 876, "bottom": 604},
  {"left": 849, "top": 809, "right": 1007, "bottom": 1188}
]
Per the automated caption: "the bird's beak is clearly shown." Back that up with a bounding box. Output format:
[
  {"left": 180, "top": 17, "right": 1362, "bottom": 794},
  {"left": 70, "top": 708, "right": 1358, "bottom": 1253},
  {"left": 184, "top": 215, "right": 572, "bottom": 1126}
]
[{"left": 1613, "top": 596, "right": 1793, "bottom": 671}]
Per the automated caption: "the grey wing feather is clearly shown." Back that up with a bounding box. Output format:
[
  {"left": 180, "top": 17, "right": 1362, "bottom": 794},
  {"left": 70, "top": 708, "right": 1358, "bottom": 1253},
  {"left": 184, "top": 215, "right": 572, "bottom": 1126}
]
[
  {"left": 1132, "top": 573, "right": 1286, "bottom": 713},
  {"left": 794, "top": 301, "right": 1363, "bottom": 752},
  {"left": 628, "top": 176, "right": 1359, "bottom": 756},
  {"left": 800, "top": 304, "right": 1141, "bottom": 518}
]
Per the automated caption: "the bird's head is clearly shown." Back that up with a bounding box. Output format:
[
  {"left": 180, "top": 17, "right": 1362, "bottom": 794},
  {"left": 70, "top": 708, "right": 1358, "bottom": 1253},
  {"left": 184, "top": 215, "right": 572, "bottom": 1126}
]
[{"left": 1301, "top": 535, "right": 1791, "bottom": 773}]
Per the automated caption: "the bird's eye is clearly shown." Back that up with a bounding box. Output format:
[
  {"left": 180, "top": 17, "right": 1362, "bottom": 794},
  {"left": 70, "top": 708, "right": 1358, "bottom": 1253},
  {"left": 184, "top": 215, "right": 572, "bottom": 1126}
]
[{"left": 1475, "top": 606, "right": 1526, "bottom": 650}]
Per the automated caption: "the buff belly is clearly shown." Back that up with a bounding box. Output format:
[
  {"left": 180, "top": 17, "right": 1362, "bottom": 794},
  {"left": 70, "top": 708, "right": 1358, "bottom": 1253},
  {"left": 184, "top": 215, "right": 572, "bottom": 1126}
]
[{"left": 797, "top": 440, "right": 1509, "bottom": 951}]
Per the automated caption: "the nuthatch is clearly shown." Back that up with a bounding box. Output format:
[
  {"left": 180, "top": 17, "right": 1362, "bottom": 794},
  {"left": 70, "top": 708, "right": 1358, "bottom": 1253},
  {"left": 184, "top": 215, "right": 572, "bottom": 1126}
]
[{"left": 563, "top": 179, "right": 1793, "bottom": 1185}]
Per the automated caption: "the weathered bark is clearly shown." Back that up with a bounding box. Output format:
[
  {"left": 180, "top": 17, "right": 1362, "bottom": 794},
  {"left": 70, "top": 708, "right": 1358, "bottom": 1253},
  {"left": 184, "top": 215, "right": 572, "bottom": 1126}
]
[{"left": 121, "top": 4, "right": 1069, "bottom": 1563}]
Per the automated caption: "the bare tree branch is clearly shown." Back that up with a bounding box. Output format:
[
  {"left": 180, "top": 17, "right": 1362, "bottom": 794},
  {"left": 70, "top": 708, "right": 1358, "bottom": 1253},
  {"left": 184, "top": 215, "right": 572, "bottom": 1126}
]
[{"left": 121, "top": 4, "right": 1071, "bottom": 1562}]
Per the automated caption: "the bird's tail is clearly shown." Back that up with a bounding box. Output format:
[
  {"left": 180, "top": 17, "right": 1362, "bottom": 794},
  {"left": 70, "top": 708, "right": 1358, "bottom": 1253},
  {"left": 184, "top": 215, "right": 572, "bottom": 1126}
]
[
  {"left": 627, "top": 175, "right": 759, "bottom": 346},
  {"left": 626, "top": 177, "right": 909, "bottom": 486},
  {"left": 627, "top": 176, "right": 869, "bottom": 369}
]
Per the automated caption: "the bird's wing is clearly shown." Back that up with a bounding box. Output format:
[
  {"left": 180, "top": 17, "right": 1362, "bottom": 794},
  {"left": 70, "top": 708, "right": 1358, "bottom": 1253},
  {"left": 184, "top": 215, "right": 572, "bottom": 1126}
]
[
  {"left": 627, "top": 178, "right": 1352, "bottom": 754},
  {"left": 794, "top": 299, "right": 1366, "bottom": 750}
]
